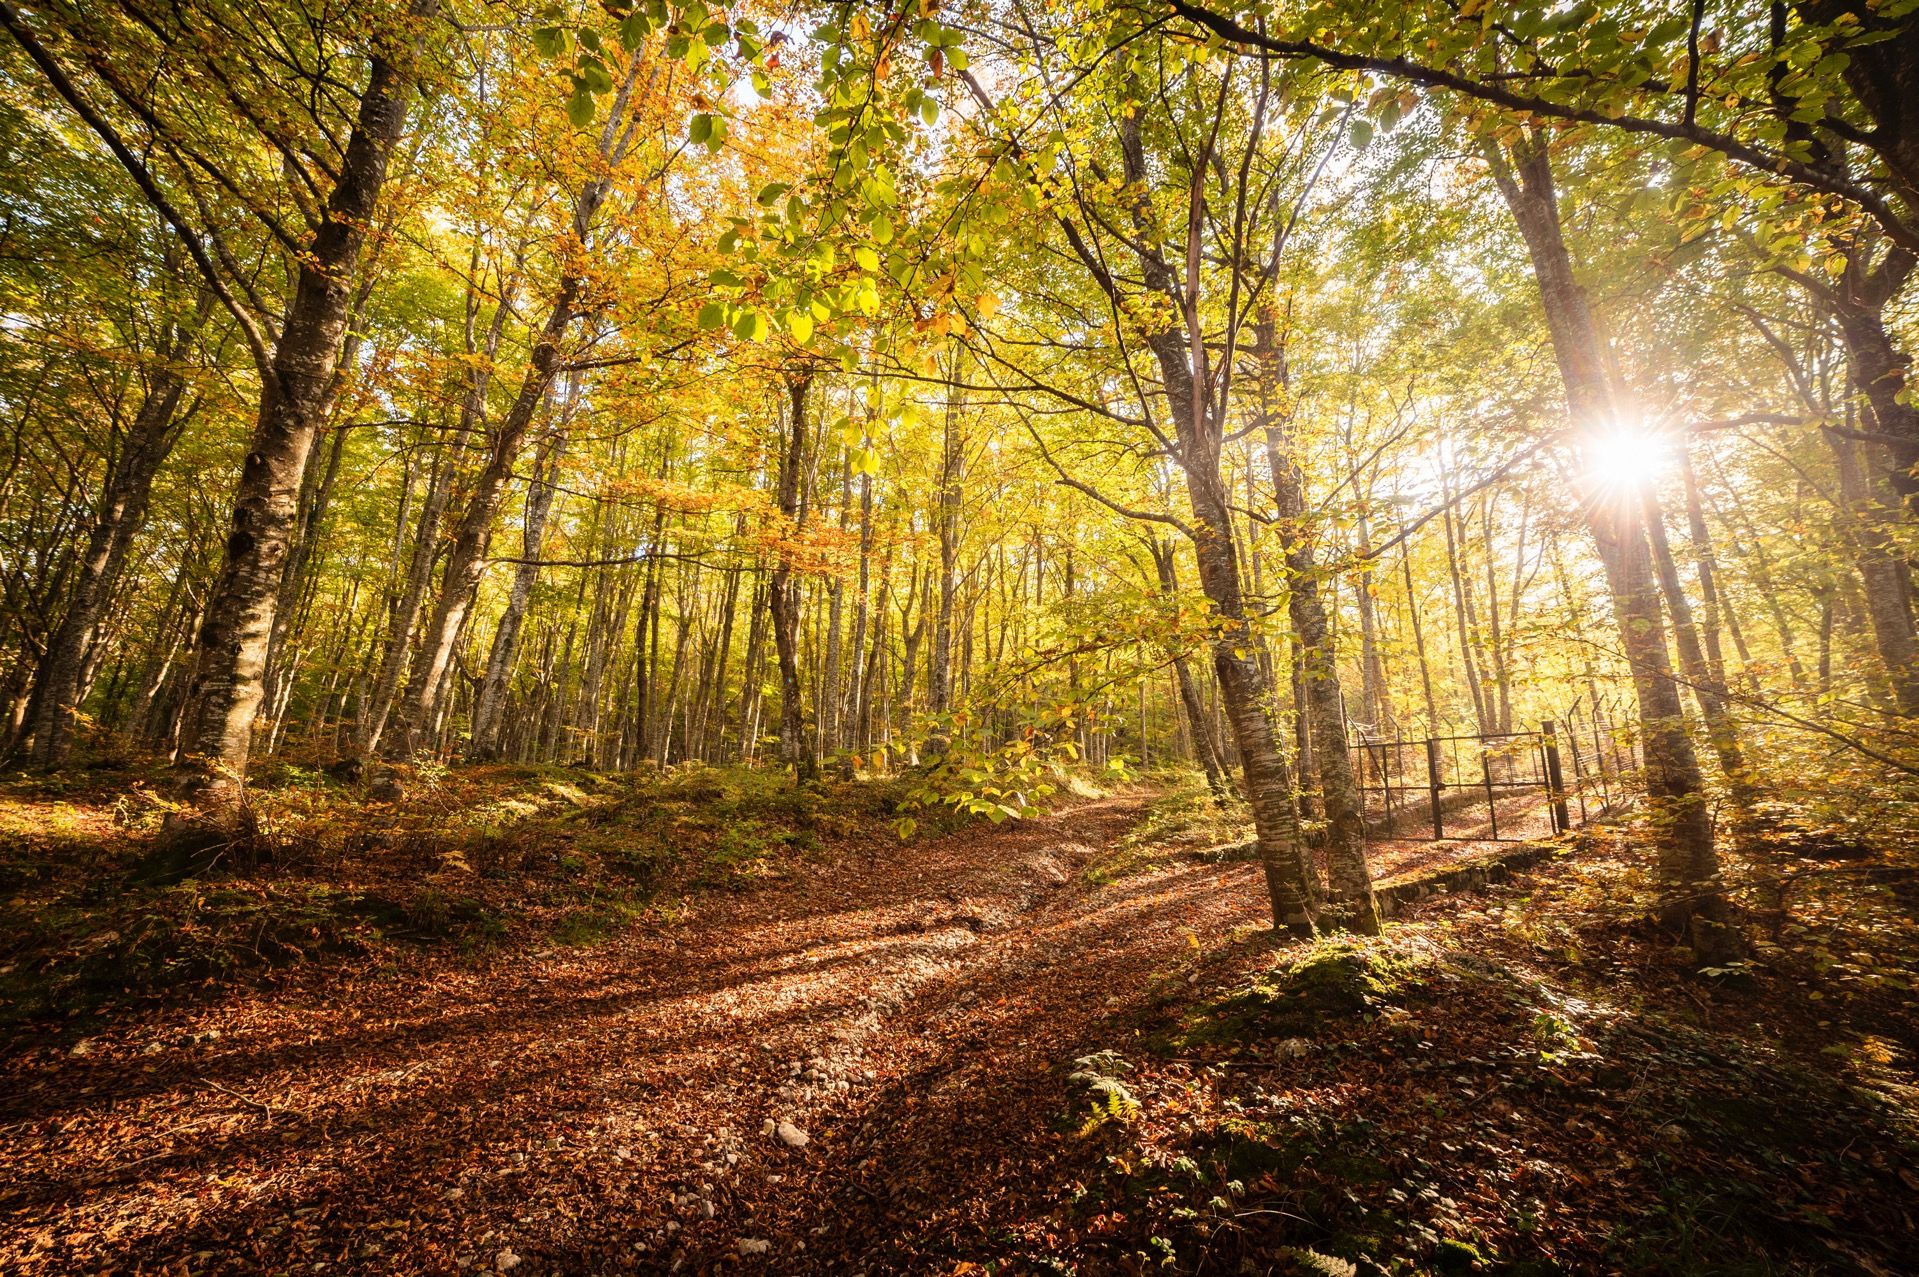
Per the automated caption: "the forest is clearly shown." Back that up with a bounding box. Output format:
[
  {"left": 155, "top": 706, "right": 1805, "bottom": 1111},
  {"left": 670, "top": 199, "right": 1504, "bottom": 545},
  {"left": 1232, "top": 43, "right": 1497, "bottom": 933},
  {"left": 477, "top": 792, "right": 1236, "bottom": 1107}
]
[{"left": 2, "top": 0, "right": 1918, "bottom": 1272}]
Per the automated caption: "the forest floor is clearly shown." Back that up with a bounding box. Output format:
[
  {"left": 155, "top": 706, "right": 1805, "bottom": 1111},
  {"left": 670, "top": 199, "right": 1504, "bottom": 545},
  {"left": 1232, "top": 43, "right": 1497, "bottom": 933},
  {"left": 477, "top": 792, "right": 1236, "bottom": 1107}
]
[{"left": 2, "top": 774, "right": 1918, "bottom": 1275}]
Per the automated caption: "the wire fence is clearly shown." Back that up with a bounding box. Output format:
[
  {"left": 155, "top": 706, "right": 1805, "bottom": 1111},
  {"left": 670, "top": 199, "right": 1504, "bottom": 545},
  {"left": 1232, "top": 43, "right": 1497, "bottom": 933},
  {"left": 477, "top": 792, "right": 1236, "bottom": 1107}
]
[{"left": 1349, "top": 699, "right": 1640, "bottom": 843}]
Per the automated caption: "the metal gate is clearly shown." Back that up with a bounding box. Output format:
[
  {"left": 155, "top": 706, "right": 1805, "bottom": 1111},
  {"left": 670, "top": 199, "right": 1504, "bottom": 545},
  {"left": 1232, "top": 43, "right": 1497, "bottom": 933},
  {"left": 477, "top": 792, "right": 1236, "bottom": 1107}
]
[{"left": 1350, "top": 703, "right": 1638, "bottom": 843}]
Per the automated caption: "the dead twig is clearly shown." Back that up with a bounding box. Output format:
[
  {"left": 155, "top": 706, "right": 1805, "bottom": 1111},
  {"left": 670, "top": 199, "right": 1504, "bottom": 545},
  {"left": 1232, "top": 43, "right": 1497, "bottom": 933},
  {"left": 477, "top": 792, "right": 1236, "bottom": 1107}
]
[{"left": 199, "top": 1077, "right": 275, "bottom": 1120}]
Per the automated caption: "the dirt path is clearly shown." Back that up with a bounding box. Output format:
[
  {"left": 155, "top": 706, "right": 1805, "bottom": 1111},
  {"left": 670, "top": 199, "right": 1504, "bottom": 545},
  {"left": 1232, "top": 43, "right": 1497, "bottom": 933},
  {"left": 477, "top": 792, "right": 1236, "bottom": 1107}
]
[{"left": 2, "top": 793, "right": 1294, "bottom": 1273}]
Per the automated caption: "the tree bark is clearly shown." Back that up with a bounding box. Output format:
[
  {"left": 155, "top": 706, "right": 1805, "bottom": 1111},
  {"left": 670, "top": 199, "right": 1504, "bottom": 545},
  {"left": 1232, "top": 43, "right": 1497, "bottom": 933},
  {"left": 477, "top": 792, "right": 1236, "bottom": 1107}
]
[
  {"left": 770, "top": 372, "right": 817, "bottom": 779},
  {"left": 1643, "top": 487, "right": 1752, "bottom": 798},
  {"left": 471, "top": 425, "right": 565, "bottom": 758},
  {"left": 387, "top": 279, "right": 581, "bottom": 755},
  {"left": 21, "top": 317, "right": 197, "bottom": 766},
  {"left": 182, "top": 0, "right": 438, "bottom": 794},
  {"left": 1487, "top": 136, "right": 1733, "bottom": 960},
  {"left": 1258, "top": 330, "right": 1378, "bottom": 933},
  {"left": 1150, "top": 538, "right": 1233, "bottom": 800}
]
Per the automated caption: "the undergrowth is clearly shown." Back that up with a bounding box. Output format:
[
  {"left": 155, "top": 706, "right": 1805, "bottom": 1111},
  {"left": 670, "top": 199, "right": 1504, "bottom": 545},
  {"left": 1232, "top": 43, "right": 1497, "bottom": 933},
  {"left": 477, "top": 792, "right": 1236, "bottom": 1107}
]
[
  {"left": 1083, "top": 768, "right": 1252, "bottom": 884},
  {"left": 1044, "top": 838, "right": 1919, "bottom": 1277},
  {"left": 0, "top": 761, "right": 911, "bottom": 1026}
]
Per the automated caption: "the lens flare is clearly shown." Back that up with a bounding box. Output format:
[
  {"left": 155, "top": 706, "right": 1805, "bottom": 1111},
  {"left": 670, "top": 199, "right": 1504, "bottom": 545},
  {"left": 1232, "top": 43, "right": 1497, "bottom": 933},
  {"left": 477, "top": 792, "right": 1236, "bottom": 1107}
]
[{"left": 1580, "top": 425, "right": 1672, "bottom": 496}]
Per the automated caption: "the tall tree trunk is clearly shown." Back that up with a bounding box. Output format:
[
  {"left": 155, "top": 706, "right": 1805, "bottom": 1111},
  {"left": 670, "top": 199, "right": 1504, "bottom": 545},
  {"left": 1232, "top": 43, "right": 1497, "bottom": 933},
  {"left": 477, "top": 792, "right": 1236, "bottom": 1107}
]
[
  {"left": 1096, "top": 105, "right": 1320, "bottom": 934},
  {"left": 181, "top": 0, "right": 437, "bottom": 795},
  {"left": 388, "top": 280, "right": 582, "bottom": 755},
  {"left": 769, "top": 372, "right": 817, "bottom": 779},
  {"left": 1259, "top": 329, "right": 1378, "bottom": 933},
  {"left": 1822, "top": 402, "right": 1919, "bottom": 713},
  {"left": 927, "top": 370, "right": 965, "bottom": 748},
  {"left": 1643, "top": 488, "right": 1752, "bottom": 798},
  {"left": 1488, "top": 136, "right": 1733, "bottom": 960},
  {"left": 471, "top": 426, "right": 565, "bottom": 758},
  {"left": 386, "top": 55, "right": 642, "bottom": 757}
]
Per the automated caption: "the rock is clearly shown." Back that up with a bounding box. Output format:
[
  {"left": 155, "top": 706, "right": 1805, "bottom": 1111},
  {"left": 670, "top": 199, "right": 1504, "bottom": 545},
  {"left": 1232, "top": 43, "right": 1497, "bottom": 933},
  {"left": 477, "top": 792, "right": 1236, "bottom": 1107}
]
[
  {"left": 776, "top": 1121, "right": 809, "bottom": 1148},
  {"left": 69, "top": 1039, "right": 94, "bottom": 1057},
  {"left": 1274, "top": 1038, "right": 1312, "bottom": 1060},
  {"left": 738, "top": 1239, "right": 771, "bottom": 1256},
  {"left": 494, "top": 1247, "right": 522, "bottom": 1272},
  {"left": 761, "top": 1118, "right": 777, "bottom": 1136},
  {"left": 324, "top": 756, "right": 365, "bottom": 783}
]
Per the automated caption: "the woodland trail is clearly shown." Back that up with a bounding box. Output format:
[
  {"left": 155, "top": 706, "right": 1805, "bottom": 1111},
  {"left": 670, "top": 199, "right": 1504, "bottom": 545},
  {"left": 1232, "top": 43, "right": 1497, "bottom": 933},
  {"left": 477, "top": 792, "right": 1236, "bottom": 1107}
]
[{"left": 1, "top": 792, "right": 1298, "bottom": 1273}]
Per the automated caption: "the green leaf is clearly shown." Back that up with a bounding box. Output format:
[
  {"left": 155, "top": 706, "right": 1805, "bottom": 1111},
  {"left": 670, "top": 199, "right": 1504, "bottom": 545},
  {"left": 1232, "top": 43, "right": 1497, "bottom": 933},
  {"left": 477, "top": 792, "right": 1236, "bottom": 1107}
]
[
  {"left": 567, "top": 89, "right": 597, "bottom": 128},
  {"left": 618, "top": 12, "right": 653, "bottom": 50},
  {"left": 532, "top": 26, "right": 566, "bottom": 57},
  {"left": 689, "top": 112, "right": 712, "bottom": 146},
  {"left": 697, "top": 301, "right": 727, "bottom": 331},
  {"left": 854, "top": 246, "right": 880, "bottom": 272},
  {"left": 757, "top": 181, "right": 791, "bottom": 207},
  {"left": 732, "top": 308, "right": 768, "bottom": 342},
  {"left": 1348, "top": 118, "right": 1374, "bottom": 150}
]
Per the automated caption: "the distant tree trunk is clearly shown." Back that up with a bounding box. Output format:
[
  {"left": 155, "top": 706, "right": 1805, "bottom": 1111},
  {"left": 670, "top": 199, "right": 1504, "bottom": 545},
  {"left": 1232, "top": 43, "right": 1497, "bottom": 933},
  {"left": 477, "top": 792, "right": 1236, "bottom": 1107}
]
[
  {"left": 1352, "top": 523, "right": 1395, "bottom": 737},
  {"left": 1150, "top": 538, "right": 1232, "bottom": 800},
  {"left": 1482, "top": 495, "right": 1515, "bottom": 733},
  {"left": 471, "top": 425, "right": 565, "bottom": 759},
  {"left": 388, "top": 279, "right": 582, "bottom": 756},
  {"left": 181, "top": 0, "right": 438, "bottom": 795},
  {"left": 769, "top": 372, "right": 817, "bottom": 780},
  {"left": 844, "top": 470, "right": 874, "bottom": 770},
  {"left": 359, "top": 428, "right": 464, "bottom": 755},
  {"left": 1643, "top": 488, "right": 1752, "bottom": 798},
  {"left": 927, "top": 371, "right": 965, "bottom": 747},
  {"left": 1400, "top": 534, "right": 1442, "bottom": 734},
  {"left": 21, "top": 313, "right": 199, "bottom": 767},
  {"left": 1439, "top": 458, "right": 1491, "bottom": 736},
  {"left": 1678, "top": 451, "right": 1737, "bottom": 693},
  {"left": 1822, "top": 400, "right": 1919, "bottom": 713},
  {"left": 1488, "top": 135, "right": 1734, "bottom": 960}
]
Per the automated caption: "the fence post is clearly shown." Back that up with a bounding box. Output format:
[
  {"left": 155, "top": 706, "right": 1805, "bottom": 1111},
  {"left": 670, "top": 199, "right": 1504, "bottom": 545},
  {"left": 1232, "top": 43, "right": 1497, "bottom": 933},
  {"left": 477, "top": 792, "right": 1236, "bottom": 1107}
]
[
  {"left": 1481, "top": 747, "right": 1500, "bottom": 840},
  {"left": 1379, "top": 740, "right": 1396, "bottom": 824},
  {"left": 1425, "top": 736, "right": 1444, "bottom": 839},
  {"left": 1542, "top": 720, "right": 1571, "bottom": 833}
]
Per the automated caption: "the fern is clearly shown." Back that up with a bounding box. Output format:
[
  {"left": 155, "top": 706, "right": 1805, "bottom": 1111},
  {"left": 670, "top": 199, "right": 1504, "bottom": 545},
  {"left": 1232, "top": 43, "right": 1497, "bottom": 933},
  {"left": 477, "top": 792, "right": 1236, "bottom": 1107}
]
[
  {"left": 1284, "top": 1247, "right": 1358, "bottom": 1277},
  {"left": 1068, "top": 1049, "right": 1140, "bottom": 1132}
]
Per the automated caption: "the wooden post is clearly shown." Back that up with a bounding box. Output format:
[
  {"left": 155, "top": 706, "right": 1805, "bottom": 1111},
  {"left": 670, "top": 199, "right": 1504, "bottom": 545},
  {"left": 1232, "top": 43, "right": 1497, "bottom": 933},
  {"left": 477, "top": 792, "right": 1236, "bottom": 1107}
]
[
  {"left": 1426, "top": 736, "right": 1444, "bottom": 839},
  {"left": 1542, "top": 720, "right": 1571, "bottom": 833}
]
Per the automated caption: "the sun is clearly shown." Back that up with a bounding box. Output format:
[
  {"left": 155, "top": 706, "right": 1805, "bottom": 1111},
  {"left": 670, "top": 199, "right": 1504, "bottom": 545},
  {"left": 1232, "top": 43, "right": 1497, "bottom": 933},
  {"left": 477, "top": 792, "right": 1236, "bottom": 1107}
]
[{"left": 1579, "top": 424, "right": 1674, "bottom": 496}]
